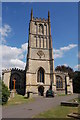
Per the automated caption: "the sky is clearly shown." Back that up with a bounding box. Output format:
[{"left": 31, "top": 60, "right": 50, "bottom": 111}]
[{"left": 1, "top": 2, "right": 78, "bottom": 71}]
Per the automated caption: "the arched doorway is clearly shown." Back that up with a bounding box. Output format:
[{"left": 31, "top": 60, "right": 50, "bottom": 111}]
[
  {"left": 38, "top": 85, "right": 44, "bottom": 96},
  {"left": 37, "top": 67, "right": 45, "bottom": 83}
]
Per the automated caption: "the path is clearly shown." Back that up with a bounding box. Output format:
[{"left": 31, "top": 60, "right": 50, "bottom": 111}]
[{"left": 2, "top": 94, "right": 78, "bottom": 118}]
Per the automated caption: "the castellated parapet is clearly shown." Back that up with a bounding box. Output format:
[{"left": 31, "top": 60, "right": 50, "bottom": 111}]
[
  {"left": 55, "top": 71, "right": 68, "bottom": 76},
  {"left": 2, "top": 69, "right": 11, "bottom": 73},
  {"left": 32, "top": 17, "right": 48, "bottom": 23},
  {"left": 2, "top": 68, "right": 25, "bottom": 74}
]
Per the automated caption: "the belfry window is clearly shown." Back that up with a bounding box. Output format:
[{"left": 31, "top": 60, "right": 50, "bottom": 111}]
[
  {"left": 39, "top": 24, "right": 43, "bottom": 34},
  {"left": 37, "top": 67, "right": 44, "bottom": 83},
  {"left": 56, "top": 76, "right": 63, "bottom": 89}
]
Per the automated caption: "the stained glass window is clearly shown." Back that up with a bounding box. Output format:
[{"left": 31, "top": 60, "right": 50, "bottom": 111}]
[
  {"left": 56, "top": 76, "right": 63, "bottom": 88},
  {"left": 37, "top": 67, "right": 44, "bottom": 83}
]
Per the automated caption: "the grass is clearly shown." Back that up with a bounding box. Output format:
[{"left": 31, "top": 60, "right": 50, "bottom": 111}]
[
  {"left": 57, "top": 93, "right": 67, "bottom": 96},
  {"left": 57, "top": 93, "right": 71, "bottom": 96},
  {"left": 34, "top": 96, "right": 80, "bottom": 118},
  {"left": 34, "top": 106, "right": 78, "bottom": 118},
  {"left": 78, "top": 98, "right": 80, "bottom": 103},
  {"left": 78, "top": 105, "right": 80, "bottom": 114},
  {"left": 3, "top": 93, "right": 34, "bottom": 107}
]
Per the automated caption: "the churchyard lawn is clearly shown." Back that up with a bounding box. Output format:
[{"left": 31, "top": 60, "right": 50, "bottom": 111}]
[
  {"left": 34, "top": 105, "right": 78, "bottom": 118},
  {"left": 3, "top": 94, "right": 34, "bottom": 107},
  {"left": 34, "top": 97, "right": 80, "bottom": 118}
]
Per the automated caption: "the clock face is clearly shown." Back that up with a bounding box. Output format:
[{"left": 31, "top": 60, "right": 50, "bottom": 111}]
[{"left": 37, "top": 50, "right": 45, "bottom": 58}]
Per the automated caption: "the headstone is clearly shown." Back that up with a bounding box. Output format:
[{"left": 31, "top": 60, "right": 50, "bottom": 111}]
[{"left": 10, "top": 90, "right": 15, "bottom": 98}]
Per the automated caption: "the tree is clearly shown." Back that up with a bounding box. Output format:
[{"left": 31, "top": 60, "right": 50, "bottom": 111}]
[
  {"left": 73, "top": 71, "right": 80, "bottom": 93},
  {"left": 55, "top": 65, "right": 74, "bottom": 79},
  {"left": 2, "top": 81, "right": 10, "bottom": 105}
]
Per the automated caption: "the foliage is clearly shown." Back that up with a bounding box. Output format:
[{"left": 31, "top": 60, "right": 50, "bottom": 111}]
[
  {"left": 2, "top": 81, "right": 10, "bottom": 105},
  {"left": 73, "top": 71, "right": 80, "bottom": 93},
  {"left": 55, "top": 65, "right": 74, "bottom": 79}
]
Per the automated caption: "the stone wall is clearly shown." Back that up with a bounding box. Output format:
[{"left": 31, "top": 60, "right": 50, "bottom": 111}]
[
  {"left": 55, "top": 71, "right": 73, "bottom": 94},
  {"left": 2, "top": 69, "right": 11, "bottom": 89},
  {"left": 2, "top": 68, "right": 26, "bottom": 95},
  {"left": 26, "top": 10, "right": 55, "bottom": 96}
]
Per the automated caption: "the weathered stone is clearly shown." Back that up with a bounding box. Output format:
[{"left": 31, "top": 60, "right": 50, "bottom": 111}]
[
  {"left": 25, "top": 10, "right": 55, "bottom": 97},
  {"left": 2, "top": 9, "right": 73, "bottom": 97}
]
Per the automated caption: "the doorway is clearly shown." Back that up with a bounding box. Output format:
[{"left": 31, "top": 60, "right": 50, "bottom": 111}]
[{"left": 38, "top": 85, "right": 44, "bottom": 96}]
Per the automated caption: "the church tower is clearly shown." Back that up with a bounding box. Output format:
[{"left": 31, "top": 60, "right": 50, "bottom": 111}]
[{"left": 26, "top": 9, "right": 56, "bottom": 96}]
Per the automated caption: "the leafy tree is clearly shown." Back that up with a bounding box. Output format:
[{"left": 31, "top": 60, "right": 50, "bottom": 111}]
[
  {"left": 73, "top": 71, "right": 80, "bottom": 93},
  {"left": 55, "top": 65, "right": 74, "bottom": 79},
  {"left": 2, "top": 81, "right": 10, "bottom": 105}
]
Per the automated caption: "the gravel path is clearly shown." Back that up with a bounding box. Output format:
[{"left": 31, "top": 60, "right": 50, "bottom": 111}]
[{"left": 2, "top": 94, "right": 78, "bottom": 118}]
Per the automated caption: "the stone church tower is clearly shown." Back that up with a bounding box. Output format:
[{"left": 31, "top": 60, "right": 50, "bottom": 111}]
[
  {"left": 2, "top": 9, "right": 73, "bottom": 96},
  {"left": 26, "top": 9, "right": 56, "bottom": 96}
]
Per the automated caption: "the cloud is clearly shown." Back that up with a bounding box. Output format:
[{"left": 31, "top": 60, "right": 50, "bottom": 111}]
[
  {"left": 0, "top": 24, "right": 11, "bottom": 43},
  {"left": 60, "top": 44, "right": 77, "bottom": 51},
  {"left": 21, "top": 42, "right": 28, "bottom": 51},
  {"left": 63, "top": 64, "right": 68, "bottom": 67},
  {"left": 0, "top": 23, "right": 28, "bottom": 70},
  {"left": 54, "top": 44, "right": 77, "bottom": 59},
  {"left": 53, "top": 49, "right": 63, "bottom": 58},
  {"left": 74, "top": 64, "right": 80, "bottom": 70},
  {"left": 10, "top": 59, "right": 26, "bottom": 69},
  {"left": 1, "top": 24, "right": 11, "bottom": 37},
  {"left": 1, "top": 42, "right": 28, "bottom": 70},
  {"left": 1, "top": 42, "right": 77, "bottom": 70}
]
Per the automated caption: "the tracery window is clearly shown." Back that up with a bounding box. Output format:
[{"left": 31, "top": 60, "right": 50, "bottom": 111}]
[
  {"left": 39, "top": 24, "right": 43, "bottom": 34},
  {"left": 56, "top": 76, "right": 63, "bottom": 89},
  {"left": 37, "top": 67, "right": 44, "bottom": 83}
]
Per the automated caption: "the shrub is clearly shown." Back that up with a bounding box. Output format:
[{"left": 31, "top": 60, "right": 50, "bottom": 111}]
[
  {"left": 73, "top": 71, "right": 80, "bottom": 93},
  {"left": 2, "top": 81, "right": 10, "bottom": 105}
]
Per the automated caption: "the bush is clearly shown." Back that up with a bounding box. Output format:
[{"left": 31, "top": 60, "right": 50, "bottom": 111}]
[
  {"left": 55, "top": 65, "right": 74, "bottom": 79},
  {"left": 2, "top": 81, "right": 10, "bottom": 105},
  {"left": 73, "top": 71, "right": 80, "bottom": 93}
]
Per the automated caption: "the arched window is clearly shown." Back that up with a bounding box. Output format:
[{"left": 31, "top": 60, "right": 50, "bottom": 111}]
[
  {"left": 37, "top": 67, "right": 44, "bottom": 83},
  {"left": 9, "top": 73, "right": 25, "bottom": 95},
  {"left": 56, "top": 76, "right": 63, "bottom": 89},
  {"left": 39, "top": 24, "right": 43, "bottom": 34}
]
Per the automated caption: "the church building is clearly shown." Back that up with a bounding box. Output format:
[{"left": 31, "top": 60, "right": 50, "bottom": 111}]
[
  {"left": 2, "top": 10, "right": 73, "bottom": 96},
  {"left": 25, "top": 9, "right": 56, "bottom": 96}
]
